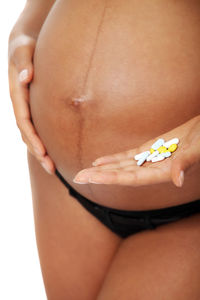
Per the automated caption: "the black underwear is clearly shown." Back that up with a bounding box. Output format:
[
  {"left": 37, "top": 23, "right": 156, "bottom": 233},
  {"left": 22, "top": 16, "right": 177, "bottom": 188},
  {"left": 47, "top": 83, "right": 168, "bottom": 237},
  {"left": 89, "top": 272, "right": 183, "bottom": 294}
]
[{"left": 55, "top": 168, "right": 200, "bottom": 238}]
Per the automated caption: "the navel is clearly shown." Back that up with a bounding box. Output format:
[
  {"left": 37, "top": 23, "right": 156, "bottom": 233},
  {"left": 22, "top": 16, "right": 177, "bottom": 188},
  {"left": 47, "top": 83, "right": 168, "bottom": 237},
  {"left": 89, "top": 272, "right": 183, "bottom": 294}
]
[{"left": 71, "top": 95, "right": 88, "bottom": 107}]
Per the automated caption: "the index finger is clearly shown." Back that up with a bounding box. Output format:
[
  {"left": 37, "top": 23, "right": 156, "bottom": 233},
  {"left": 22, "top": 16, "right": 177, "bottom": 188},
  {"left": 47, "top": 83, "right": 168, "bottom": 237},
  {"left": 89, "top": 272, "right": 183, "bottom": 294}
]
[
  {"left": 9, "top": 64, "right": 45, "bottom": 156},
  {"left": 86, "top": 166, "right": 170, "bottom": 186},
  {"left": 92, "top": 145, "right": 146, "bottom": 166}
]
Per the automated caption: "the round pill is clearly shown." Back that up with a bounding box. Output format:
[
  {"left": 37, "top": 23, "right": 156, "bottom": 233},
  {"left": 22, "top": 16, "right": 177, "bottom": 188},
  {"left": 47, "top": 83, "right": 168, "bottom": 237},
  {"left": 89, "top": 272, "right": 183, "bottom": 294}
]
[
  {"left": 157, "top": 146, "right": 167, "bottom": 153},
  {"left": 168, "top": 144, "right": 178, "bottom": 153},
  {"left": 150, "top": 148, "right": 155, "bottom": 154}
]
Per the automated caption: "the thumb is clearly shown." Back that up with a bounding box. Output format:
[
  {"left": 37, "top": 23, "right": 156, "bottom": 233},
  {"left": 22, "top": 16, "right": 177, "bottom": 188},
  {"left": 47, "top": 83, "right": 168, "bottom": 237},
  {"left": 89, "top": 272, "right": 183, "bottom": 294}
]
[
  {"left": 12, "top": 45, "right": 34, "bottom": 84},
  {"left": 171, "top": 145, "right": 200, "bottom": 188}
]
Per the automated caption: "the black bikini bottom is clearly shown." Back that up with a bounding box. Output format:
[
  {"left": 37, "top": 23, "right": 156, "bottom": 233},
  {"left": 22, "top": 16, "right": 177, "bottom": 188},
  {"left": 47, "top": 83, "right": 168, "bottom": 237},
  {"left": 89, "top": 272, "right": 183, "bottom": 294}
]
[{"left": 55, "top": 169, "right": 200, "bottom": 238}]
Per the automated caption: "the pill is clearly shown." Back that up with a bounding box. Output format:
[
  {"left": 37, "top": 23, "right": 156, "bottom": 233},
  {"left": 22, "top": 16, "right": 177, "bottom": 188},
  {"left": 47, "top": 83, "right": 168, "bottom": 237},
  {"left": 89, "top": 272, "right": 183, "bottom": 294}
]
[
  {"left": 168, "top": 144, "right": 178, "bottom": 152},
  {"left": 150, "top": 148, "right": 155, "bottom": 154},
  {"left": 151, "top": 138, "right": 165, "bottom": 150},
  {"left": 134, "top": 151, "right": 150, "bottom": 161},
  {"left": 157, "top": 146, "right": 167, "bottom": 153},
  {"left": 146, "top": 150, "right": 159, "bottom": 161},
  {"left": 151, "top": 154, "right": 165, "bottom": 162},
  {"left": 137, "top": 156, "right": 148, "bottom": 166},
  {"left": 163, "top": 138, "right": 179, "bottom": 148},
  {"left": 160, "top": 151, "right": 172, "bottom": 158}
]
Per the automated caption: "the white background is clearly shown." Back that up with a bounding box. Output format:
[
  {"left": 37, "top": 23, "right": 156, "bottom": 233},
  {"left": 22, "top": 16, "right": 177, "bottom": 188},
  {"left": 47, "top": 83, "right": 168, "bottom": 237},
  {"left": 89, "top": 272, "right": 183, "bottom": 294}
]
[{"left": 0, "top": 1, "right": 47, "bottom": 299}]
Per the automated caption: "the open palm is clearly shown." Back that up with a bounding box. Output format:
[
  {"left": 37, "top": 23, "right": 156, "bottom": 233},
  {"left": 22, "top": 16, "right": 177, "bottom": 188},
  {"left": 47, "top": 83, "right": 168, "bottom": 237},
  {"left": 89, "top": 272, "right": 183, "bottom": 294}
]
[{"left": 73, "top": 115, "right": 200, "bottom": 187}]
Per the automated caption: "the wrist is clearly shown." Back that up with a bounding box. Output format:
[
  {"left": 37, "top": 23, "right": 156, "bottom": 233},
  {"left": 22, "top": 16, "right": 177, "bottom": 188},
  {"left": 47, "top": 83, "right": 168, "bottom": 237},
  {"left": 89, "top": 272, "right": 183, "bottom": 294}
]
[{"left": 8, "top": 0, "right": 56, "bottom": 44}]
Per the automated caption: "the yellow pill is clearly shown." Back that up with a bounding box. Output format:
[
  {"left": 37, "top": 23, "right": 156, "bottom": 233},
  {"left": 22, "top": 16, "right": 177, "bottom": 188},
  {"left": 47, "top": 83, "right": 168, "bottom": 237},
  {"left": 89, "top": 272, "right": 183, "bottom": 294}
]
[
  {"left": 157, "top": 146, "right": 167, "bottom": 153},
  {"left": 168, "top": 144, "right": 178, "bottom": 152},
  {"left": 150, "top": 148, "right": 155, "bottom": 154}
]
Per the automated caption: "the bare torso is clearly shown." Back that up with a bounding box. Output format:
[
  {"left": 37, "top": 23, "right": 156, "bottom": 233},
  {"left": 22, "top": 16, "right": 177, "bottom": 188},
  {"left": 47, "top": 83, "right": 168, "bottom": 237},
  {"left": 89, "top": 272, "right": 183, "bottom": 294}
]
[{"left": 29, "top": 0, "right": 200, "bottom": 210}]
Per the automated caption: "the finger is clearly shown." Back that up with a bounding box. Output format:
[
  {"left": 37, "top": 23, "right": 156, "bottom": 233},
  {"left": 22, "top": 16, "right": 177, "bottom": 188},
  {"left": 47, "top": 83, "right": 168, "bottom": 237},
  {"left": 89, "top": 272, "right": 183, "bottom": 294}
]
[
  {"left": 11, "top": 54, "right": 33, "bottom": 85},
  {"left": 73, "top": 158, "right": 138, "bottom": 182},
  {"left": 171, "top": 145, "right": 200, "bottom": 187},
  {"left": 88, "top": 167, "right": 169, "bottom": 186},
  {"left": 84, "top": 158, "right": 137, "bottom": 173},
  {"left": 26, "top": 147, "right": 55, "bottom": 175},
  {"left": 20, "top": 120, "right": 55, "bottom": 175},
  {"left": 74, "top": 164, "right": 169, "bottom": 186},
  {"left": 92, "top": 146, "right": 144, "bottom": 166},
  {"left": 9, "top": 65, "right": 45, "bottom": 156},
  {"left": 9, "top": 36, "right": 35, "bottom": 84}
]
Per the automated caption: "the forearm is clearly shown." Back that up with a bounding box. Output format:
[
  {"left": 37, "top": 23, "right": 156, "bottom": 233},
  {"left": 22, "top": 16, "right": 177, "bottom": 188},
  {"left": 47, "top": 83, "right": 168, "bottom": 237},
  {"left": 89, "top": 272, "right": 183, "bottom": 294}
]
[{"left": 9, "top": 0, "right": 56, "bottom": 41}]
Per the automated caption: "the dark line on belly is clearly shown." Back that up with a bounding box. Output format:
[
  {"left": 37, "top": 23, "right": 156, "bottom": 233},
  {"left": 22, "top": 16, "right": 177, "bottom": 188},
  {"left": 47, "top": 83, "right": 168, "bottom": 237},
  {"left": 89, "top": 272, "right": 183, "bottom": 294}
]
[
  {"left": 81, "top": 0, "right": 108, "bottom": 94},
  {"left": 76, "top": 1, "right": 108, "bottom": 198}
]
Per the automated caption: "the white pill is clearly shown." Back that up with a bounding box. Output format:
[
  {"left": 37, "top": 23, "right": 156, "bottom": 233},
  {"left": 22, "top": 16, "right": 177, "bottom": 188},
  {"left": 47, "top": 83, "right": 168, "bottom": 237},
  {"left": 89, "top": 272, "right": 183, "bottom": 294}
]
[
  {"left": 134, "top": 151, "right": 150, "bottom": 161},
  {"left": 151, "top": 154, "right": 165, "bottom": 162},
  {"left": 151, "top": 138, "right": 165, "bottom": 150},
  {"left": 160, "top": 151, "right": 171, "bottom": 158},
  {"left": 137, "top": 156, "right": 147, "bottom": 166},
  {"left": 163, "top": 138, "right": 179, "bottom": 148},
  {"left": 146, "top": 150, "right": 159, "bottom": 161}
]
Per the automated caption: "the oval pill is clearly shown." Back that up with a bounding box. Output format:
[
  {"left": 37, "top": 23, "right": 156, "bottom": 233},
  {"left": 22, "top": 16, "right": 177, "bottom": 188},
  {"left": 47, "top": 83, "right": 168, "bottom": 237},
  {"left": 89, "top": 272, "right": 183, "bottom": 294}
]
[
  {"left": 163, "top": 138, "right": 179, "bottom": 148},
  {"left": 157, "top": 146, "right": 167, "bottom": 153},
  {"left": 146, "top": 150, "right": 159, "bottom": 161},
  {"left": 134, "top": 151, "right": 150, "bottom": 161},
  {"left": 151, "top": 138, "right": 165, "bottom": 150},
  {"left": 168, "top": 144, "right": 178, "bottom": 152},
  {"left": 151, "top": 155, "right": 165, "bottom": 162}
]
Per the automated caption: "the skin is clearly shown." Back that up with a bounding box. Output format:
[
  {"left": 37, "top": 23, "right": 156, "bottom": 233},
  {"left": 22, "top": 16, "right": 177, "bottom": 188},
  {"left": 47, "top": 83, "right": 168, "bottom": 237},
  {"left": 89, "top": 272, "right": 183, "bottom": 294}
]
[
  {"left": 29, "top": 0, "right": 200, "bottom": 210},
  {"left": 8, "top": 0, "right": 200, "bottom": 299},
  {"left": 8, "top": 0, "right": 56, "bottom": 173},
  {"left": 73, "top": 115, "right": 200, "bottom": 187}
]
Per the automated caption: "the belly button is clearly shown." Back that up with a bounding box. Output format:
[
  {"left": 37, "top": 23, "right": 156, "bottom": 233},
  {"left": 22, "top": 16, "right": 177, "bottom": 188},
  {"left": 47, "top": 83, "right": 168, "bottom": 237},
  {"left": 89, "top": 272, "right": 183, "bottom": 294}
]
[{"left": 71, "top": 95, "right": 87, "bottom": 107}]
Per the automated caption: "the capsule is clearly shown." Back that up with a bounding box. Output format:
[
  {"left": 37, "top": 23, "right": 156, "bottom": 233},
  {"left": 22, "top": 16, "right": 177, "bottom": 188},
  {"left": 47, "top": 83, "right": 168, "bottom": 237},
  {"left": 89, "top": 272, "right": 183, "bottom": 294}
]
[
  {"left": 146, "top": 150, "right": 159, "bottom": 161},
  {"left": 151, "top": 138, "right": 165, "bottom": 150},
  {"left": 151, "top": 154, "right": 165, "bottom": 162},
  {"left": 137, "top": 156, "right": 148, "bottom": 166},
  {"left": 160, "top": 151, "right": 172, "bottom": 158},
  {"left": 163, "top": 138, "right": 179, "bottom": 149},
  {"left": 168, "top": 144, "right": 178, "bottom": 153},
  {"left": 134, "top": 151, "right": 150, "bottom": 161}
]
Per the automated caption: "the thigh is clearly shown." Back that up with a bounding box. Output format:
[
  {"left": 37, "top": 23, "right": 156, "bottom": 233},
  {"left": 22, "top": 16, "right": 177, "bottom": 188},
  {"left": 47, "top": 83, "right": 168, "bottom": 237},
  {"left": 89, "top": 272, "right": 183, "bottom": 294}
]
[
  {"left": 27, "top": 151, "right": 122, "bottom": 300},
  {"left": 97, "top": 212, "right": 200, "bottom": 300}
]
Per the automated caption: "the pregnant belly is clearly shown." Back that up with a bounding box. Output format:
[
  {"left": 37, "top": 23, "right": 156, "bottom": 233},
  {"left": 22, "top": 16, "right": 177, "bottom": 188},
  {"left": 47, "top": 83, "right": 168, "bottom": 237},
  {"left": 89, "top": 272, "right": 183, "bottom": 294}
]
[{"left": 29, "top": 0, "right": 200, "bottom": 210}]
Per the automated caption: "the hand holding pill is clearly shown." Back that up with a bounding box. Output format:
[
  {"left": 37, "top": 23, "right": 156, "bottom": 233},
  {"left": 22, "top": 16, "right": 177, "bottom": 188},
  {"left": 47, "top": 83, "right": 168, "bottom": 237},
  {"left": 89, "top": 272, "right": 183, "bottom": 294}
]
[
  {"left": 73, "top": 115, "right": 200, "bottom": 188},
  {"left": 134, "top": 137, "right": 179, "bottom": 166}
]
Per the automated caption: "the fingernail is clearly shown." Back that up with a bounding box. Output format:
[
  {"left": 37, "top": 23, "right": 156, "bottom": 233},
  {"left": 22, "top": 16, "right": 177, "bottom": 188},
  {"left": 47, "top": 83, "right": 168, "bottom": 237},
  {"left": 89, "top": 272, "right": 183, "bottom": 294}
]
[
  {"left": 73, "top": 174, "right": 88, "bottom": 184},
  {"left": 41, "top": 162, "right": 52, "bottom": 175},
  {"left": 73, "top": 169, "right": 91, "bottom": 183},
  {"left": 19, "top": 69, "right": 28, "bottom": 82},
  {"left": 73, "top": 178, "right": 88, "bottom": 184},
  {"left": 73, "top": 171, "right": 89, "bottom": 183},
  {"left": 178, "top": 170, "right": 184, "bottom": 187}
]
